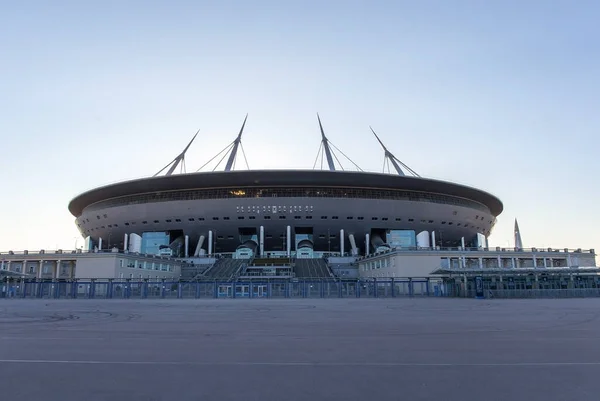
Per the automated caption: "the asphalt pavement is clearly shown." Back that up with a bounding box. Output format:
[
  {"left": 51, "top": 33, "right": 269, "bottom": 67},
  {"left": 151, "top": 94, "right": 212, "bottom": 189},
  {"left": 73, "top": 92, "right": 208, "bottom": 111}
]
[{"left": 1, "top": 298, "right": 600, "bottom": 401}]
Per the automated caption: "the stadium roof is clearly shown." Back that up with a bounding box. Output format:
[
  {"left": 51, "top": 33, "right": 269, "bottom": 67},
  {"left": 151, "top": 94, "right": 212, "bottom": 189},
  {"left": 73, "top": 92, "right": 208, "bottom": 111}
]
[{"left": 68, "top": 169, "right": 503, "bottom": 217}]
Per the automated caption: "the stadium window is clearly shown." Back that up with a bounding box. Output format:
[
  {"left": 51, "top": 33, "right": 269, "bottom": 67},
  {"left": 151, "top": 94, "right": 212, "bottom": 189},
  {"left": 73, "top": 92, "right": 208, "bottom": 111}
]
[
  {"left": 421, "top": 220, "right": 426, "bottom": 223},
  {"left": 131, "top": 222, "right": 136, "bottom": 225},
  {"left": 371, "top": 217, "right": 378, "bottom": 220},
  {"left": 175, "top": 219, "right": 181, "bottom": 222},
  {"left": 294, "top": 216, "right": 301, "bottom": 220},
  {"left": 428, "top": 220, "right": 434, "bottom": 223},
  {"left": 279, "top": 216, "right": 286, "bottom": 219},
  {"left": 101, "top": 226, "right": 105, "bottom": 229},
  {"left": 448, "top": 222, "right": 453, "bottom": 225},
  {"left": 329, "top": 234, "right": 336, "bottom": 239},
  {"left": 97, "top": 216, "right": 101, "bottom": 220},
  {"left": 227, "top": 236, "right": 234, "bottom": 240},
  {"left": 212, "top": 217, "right": 219, "bottom": 220},
  {"left": 108, "top": 225, "right": 113, "bottom": 228},
  {"left": 347, "top": 216, "right": 353, "bottom": 220},
  {"left": 319, "top": 234, "right": 326, "bottom": 238},
  {"left": 381, "top": 217, "right": 388, "bottom": 221},
  {"left": 306, "top": 216, "right": 313, "bottom": 219},
  {"left": 154, "top": 220, "right": 159, "bottom": 223},
  {"left": 264, "top": 215, "right": 271, "bottom": 220},
  {"left": 188, "top": 218, "right": 195, "bottom": 222},
  {"left": 217, "top": 236, "right": 224, "bottom": 240},
  {"left": 408, "top": 219, "right": 414, "bottom": 222},
  {"left": 395, "top": 218, "right": 401, "bottom": 221},
  {"left": 198, "top": 218, "right": 205, "bottom": 221},
  {"left": 249, "top": 216, "right": 256, "bottom": 220},
  {"left": 357, "top": 217, "right": 364, "bottom": 220},
  {"left": 142, "top": 221, "right": 148, "bottom": 224},
  {"left": 441, "top": 221, "right": 446, "bottom": 224},
  {"left": 238, "top": 216, "right": 245, "bottom": 220},
  {"left": 114, "top": 224, "right": 118, "bottom": 227},
  {"left": 223, "top": 217, "right": 230, "bottom": 220},
  {"left": 457, "top": 223, "right": 461, "bottom": 227},
  {"left": 103, "top": 214, "right": 108, "bottom": 218},
  {"left": 332, "top": 216, "right": 339, "bottom": 220},
  {"left": 321, "top": 216, "right": 327, "bottom": 220}
]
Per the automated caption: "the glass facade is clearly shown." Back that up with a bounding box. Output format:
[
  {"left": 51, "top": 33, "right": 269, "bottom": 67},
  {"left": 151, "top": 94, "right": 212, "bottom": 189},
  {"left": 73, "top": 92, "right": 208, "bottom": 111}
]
[
  {"left": 141, "top": 232, "right": 170, "bottom": 255},
  {"left": 386, "top": 230, "right": 416, "bottom": 248},
  {"left": 85, "top": 186, "right": 491, "bottom": 214}
]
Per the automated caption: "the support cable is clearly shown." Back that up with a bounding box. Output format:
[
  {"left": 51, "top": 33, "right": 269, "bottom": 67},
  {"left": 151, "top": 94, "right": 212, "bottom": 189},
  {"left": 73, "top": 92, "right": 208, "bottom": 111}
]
[
  {"left": 313, "top": 142, "right": 323, "bottom": 169},
  {"left": 240, "top": 143, "right": 250, "bottom": 169},
  {"left": 196, "top": 142, "right": 234, "bottom": 172},
  {"left": 329, "top": 142, "right": 363, "bottom": 171},
  {"left": 212, "top": 144, "right": 234, "bottom": 172}
]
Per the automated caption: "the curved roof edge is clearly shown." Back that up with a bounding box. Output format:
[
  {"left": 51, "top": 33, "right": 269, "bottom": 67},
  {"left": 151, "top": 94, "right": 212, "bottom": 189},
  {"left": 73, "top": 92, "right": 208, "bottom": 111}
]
[{"left": 68, "top": 170, "right": 503, "bottom": 218}]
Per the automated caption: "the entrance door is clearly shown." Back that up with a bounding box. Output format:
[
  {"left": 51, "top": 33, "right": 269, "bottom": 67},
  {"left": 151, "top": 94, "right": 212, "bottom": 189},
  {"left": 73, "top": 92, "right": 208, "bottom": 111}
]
[
  {"left": 253, "top": 285, "right": 267, "bottom": 298},
  {"left": 218, "top": 285, "right": 232, "bottom": 298},
  {"left": 236, "top": 285, "right": 250, "bottom": 298}
]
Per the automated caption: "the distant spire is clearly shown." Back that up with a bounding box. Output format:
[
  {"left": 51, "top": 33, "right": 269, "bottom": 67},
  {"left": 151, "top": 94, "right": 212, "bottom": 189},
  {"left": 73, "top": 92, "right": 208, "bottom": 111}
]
[
  {"left": 154, "top": 130, "right": 200, "bottom": 177},
  {"left": 317, "top": 114, "right": 336, "bottom": 171},
  {"left": 224, "top": 114, "right": 248, "bottom": 172},
  {"left": 514, "top": 219, "right": 523, "bottom": 249}
]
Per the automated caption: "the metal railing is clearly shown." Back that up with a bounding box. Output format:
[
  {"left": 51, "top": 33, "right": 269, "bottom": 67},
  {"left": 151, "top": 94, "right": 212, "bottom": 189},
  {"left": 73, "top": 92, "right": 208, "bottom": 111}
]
[{"left": 0, "top": 278, "right": 438, "bottom": 299}]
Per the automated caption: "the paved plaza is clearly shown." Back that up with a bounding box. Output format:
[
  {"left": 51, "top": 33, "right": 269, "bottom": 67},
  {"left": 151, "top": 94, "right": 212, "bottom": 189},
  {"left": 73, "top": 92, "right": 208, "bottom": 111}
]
[{"left": 1, "top": 298, "right": 600, "bottom": 400}]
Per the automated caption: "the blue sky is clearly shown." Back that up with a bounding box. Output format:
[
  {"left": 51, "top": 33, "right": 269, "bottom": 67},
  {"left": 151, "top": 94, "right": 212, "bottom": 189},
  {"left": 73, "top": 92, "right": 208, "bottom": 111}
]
[{"left": 0, "top": 0, "right": 598, "bottom": 258}]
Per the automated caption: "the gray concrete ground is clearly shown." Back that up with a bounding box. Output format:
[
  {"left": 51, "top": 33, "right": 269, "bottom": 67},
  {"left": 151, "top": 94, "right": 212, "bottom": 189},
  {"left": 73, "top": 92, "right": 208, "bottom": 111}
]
[{"left": 1, "top": 298, "right": 600, "bottom": 401}]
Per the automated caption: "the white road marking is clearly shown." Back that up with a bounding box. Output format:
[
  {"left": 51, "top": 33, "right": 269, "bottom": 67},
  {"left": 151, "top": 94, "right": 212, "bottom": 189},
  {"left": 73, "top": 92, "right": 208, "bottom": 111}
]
[{"left": 1, "top": 359, "right": 600, "bottom": 367}]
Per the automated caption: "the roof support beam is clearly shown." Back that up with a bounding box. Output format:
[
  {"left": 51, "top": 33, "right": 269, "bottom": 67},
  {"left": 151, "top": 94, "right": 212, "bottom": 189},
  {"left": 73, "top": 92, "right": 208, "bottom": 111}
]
[
  {"left": 224, "top": 114, "right": 248, "bottom": 172},
  {"left": 154, "top": 130, "right": 200, "bottom": 177},
  {"left": 317, "top": 114, "right": 336, "bottom": 171}
]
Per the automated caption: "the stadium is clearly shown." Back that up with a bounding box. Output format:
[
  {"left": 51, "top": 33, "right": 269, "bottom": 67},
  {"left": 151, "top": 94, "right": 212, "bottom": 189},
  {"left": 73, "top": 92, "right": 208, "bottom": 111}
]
[{"left": 68, "top": 115, "right": 502, "bottom": 261}]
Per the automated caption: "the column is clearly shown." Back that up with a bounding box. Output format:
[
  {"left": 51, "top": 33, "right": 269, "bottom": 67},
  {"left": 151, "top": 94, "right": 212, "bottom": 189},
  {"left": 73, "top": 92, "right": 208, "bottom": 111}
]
[
  {"left": 38, "top": 260, "right": 44, "bottom": 279},
  {"left": 478, "top": 257, "right": 483, "bottom": 269},
  {"left": 497, "top": 255, "right": 502, "bottom": 268},
  {"left": 511, "top": 258, "right": 516, "bottom": 269},
  {"left": 340, "top": 229, "right": 345, "bottom": 256},
  {"left": 184, "top": 235, "right": 189, "bottom": 258},
  {"left": 543, "top": 257, "right": 547, "bottom": 268},
  {"left": 549, "top": 258, "right": 554, "bottom": 267},
  {"left": 365, "top": 233, "right": 370, "bottom": 256},
  {"left": 55, "top": 260, "right": 61, "bottom": 279},
  {"left": 533, "top": 255, "right": 537, "bottom": 268},
  {"left": 98, "top": 237, "right": 103, "bottom": 251},
  {"left": 208, "top": 231, "right": 213, "bottom": 255},
  {"left": 461, "top": 237, "right": 465, "bottom": 250},
  {"left": 567, "top": 253, "right": 572, "bottom": 267},
  {"left": 123, "top": 233, "right": 129, "bottom": 252},
  {"left": 259, "top": 226, "right": 264, "bottom": 256},
  {"left": 71, "top": 262, "right": 76, "bottom": 279},
  {"left": 286, "top": 226, "right": 291, "bottom": 257},
  {"left": 431, "top": 231, "right": 436, "bottom": 248}
]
